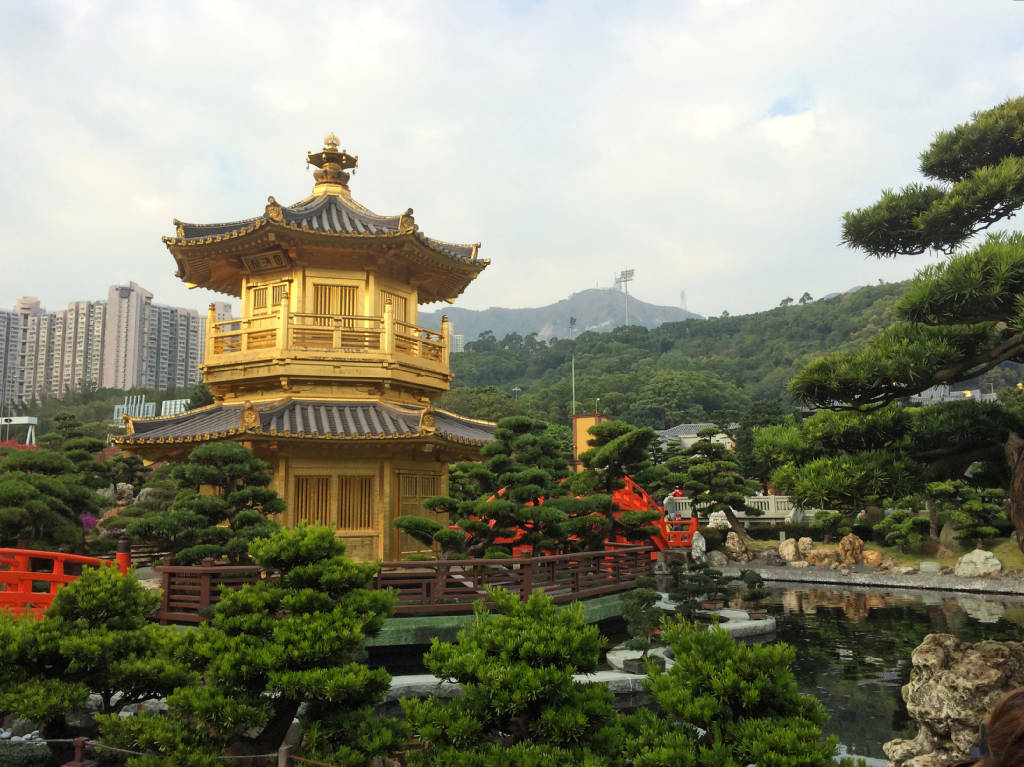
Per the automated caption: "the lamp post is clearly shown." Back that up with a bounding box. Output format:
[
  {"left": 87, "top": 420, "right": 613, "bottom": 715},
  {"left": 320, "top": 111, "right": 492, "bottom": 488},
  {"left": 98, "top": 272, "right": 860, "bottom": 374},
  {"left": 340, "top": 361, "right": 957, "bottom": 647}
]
[{"left": 569, "top": 317, "right": 577, "bottom": 416}]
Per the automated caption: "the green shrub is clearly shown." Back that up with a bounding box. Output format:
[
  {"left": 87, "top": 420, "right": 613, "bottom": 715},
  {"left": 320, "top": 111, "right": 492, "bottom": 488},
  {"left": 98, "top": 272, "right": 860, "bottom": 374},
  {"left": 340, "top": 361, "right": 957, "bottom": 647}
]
[
  {"left": 697, "top": 525, "right": 724, "bottom": 551},
  {"left": 0, "top": 742, "right": 53, "bottom": 767},
  {"left": 875, "top": 510, "right": 931, "bottom": 552}
]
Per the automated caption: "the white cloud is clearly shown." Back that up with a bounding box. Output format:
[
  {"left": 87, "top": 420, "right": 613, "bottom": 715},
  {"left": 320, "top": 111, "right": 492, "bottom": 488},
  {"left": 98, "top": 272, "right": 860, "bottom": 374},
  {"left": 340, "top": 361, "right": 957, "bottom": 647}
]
[{"left": 0, "top": 0, "right": 1021, "bottom": 321}]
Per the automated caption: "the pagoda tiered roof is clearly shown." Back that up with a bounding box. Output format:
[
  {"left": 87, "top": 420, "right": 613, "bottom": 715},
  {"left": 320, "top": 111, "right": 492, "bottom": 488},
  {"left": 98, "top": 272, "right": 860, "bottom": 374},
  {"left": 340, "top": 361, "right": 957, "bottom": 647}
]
[
  {"left": 113, "top": 400, "right": 495, "bottom": 448},
  {"left": 164, "top": 135, "right": 487, "bottom": 302}
]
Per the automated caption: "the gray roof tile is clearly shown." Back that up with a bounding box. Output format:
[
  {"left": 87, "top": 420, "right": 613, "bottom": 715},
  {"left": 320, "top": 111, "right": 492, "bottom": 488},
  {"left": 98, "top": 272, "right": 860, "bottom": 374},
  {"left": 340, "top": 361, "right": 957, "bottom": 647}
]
[{"left": 116, "top": 400, "right": 495, "bottom": 447}]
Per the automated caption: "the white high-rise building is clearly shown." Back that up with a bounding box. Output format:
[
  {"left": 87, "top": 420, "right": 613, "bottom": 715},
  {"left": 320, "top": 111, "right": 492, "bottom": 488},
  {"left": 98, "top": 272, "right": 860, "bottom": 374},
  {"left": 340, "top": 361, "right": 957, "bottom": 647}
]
[
  {"left": 0, "top": 309, "right": 20, "bottom": 413},
  {"left": 9, "top": 283, "right": 207, "bottom": 403},
  {"left": 103, "top": 282, "right": 153, "bottom": 390}
]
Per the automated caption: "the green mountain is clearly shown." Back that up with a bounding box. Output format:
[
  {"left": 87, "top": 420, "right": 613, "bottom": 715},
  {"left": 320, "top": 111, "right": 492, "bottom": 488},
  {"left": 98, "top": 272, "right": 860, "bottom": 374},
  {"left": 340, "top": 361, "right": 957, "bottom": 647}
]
[
  {"left": 438, "top": 281, "right": 926, "bottom": 427},
  {"left": 420, "top": 288, "right": 701, "bottom": 342}
]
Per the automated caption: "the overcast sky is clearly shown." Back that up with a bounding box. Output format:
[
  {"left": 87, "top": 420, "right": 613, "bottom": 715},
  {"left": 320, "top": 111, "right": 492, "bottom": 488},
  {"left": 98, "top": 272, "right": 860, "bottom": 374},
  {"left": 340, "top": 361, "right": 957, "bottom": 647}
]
[{"left": 2, "top": 1, "right": 1022, "bottom": 322}]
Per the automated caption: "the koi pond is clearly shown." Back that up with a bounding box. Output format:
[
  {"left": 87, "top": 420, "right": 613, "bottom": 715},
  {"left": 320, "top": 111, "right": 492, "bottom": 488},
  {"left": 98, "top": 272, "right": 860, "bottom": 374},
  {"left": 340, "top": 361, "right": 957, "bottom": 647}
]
[{"left": 764, "top": 583, "right": 1024, "bottom": 761}]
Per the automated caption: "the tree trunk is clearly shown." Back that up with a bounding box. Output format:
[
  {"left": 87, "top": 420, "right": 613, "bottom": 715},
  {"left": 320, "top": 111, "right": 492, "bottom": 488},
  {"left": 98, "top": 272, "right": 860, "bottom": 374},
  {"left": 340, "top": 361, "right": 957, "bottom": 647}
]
[
  {"left": 927, "top": 500, "right": 938, "bottom": 540},
  {"left": 1003, "top": 432, "right": 1024, "bottom": 555},
  {"left": 244, "top": 699, "right": 300, "bottom": 758},
  {"left": 723, "top": 508, "right": 750, "bottom": 541}
]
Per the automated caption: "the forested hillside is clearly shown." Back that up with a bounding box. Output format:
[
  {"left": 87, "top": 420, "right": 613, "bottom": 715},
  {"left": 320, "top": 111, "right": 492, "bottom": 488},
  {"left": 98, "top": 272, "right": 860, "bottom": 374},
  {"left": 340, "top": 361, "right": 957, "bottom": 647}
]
[
  {"left": 438, "top": 282, "right": 920, "bottom": 426},
  {"left": 420, "top": 287, "right": 700, "bottom": 341}
]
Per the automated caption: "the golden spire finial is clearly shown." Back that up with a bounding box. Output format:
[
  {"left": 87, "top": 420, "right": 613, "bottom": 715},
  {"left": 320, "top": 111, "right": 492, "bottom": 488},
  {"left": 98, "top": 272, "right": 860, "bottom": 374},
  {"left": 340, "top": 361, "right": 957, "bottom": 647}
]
[{"left": 307, "top": 134, "right": 358, "bottom": 194}]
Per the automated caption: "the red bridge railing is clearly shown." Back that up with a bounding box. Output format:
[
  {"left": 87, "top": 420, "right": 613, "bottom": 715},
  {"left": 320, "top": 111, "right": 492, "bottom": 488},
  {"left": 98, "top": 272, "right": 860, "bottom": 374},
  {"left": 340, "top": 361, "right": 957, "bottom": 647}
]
[{"left": 0, "top": 545, "right": 130, "bottom": 619}]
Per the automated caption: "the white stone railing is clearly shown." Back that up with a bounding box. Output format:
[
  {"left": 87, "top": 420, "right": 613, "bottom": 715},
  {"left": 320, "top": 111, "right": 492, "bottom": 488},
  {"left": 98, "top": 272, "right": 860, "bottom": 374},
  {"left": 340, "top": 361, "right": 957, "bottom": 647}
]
[{"left": 664, "top": 495, "right": 798, "bottom": 523}]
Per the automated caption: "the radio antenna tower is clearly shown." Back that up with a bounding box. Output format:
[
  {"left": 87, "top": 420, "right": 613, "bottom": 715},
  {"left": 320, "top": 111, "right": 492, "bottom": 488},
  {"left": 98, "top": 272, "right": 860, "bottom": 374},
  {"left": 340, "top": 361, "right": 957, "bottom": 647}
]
[
  {"left": 615, "top": 269, "right": 634, "bottom": 327},
  {"left": 680, "top": 290, "right": 687, "bottom": 312}
]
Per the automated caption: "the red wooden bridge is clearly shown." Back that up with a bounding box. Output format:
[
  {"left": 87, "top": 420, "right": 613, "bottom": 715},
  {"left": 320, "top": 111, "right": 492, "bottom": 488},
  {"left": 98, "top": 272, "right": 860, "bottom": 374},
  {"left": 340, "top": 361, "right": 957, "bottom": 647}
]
[{"left": 0, "top": 545, "right": 131, "bottom": 619}]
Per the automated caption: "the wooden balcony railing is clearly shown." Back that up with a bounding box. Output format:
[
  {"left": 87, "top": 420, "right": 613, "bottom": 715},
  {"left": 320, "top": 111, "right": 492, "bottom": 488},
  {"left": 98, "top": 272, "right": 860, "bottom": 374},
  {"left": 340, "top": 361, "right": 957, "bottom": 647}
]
[
  {"left": 152, "top": 546, "right": 652, "bottom": 624},
  {"left": 205, "top": 305, "right": 449, "bottom": 371}
]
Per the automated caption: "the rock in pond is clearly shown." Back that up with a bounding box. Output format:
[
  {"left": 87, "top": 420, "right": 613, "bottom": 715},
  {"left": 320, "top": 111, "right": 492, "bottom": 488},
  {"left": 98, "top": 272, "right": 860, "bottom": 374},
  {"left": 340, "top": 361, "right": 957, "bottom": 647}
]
[{"left": 884, "top": 634, "right": 1024, "bottom": 767}]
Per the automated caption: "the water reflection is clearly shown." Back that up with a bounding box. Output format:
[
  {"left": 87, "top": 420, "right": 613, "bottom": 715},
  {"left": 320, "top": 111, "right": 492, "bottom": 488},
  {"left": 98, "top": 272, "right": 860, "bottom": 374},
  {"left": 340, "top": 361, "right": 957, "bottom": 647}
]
[{"left": 763, "top": 584, "right": 1024, "bottom": 759}]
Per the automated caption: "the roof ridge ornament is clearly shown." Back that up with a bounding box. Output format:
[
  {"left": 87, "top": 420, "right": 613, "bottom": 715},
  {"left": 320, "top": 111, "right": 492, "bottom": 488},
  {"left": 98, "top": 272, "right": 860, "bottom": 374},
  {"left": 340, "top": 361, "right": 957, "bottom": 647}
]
[
  {"left": 265, "top": 196, "right": 284, "bottom": 222},
  {"left": 307, "top": 133, "right": 358, "bottom": 194},
  {"left": 398, "top": 208, "right": 418, "bottom": 234}
]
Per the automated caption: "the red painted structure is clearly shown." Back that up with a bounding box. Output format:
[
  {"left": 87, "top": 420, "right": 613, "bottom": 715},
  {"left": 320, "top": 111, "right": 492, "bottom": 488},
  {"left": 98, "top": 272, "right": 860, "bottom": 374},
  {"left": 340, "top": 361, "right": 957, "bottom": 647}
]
[
  {"left": 494, "top": 476, "right": 698, "bottom": 557},
  {"left": 0, "top": 439, "right": 35, "bottom": 451},
  {"left": 0, "top": 547, "right": 130, "bottom": 619},
  {"left": 611, "top": 476, "right": 698, "bottom": 551}
]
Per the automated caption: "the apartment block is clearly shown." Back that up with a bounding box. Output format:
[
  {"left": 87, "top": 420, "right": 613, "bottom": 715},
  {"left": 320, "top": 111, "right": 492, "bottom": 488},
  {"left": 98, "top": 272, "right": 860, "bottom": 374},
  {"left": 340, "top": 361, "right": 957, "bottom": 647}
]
[{"left": 5, "top": 282, "right": 214, "bottom": 406}]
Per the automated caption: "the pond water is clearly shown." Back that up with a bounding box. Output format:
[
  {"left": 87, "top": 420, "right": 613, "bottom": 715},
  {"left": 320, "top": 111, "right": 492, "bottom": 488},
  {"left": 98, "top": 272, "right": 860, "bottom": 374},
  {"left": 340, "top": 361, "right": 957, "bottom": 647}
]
[
  {"left": 763, "top": 583, "right": 1024, "bottom": 760},
  {"left": 372, "top": 584, "right": 1024, "bottom": 762}
]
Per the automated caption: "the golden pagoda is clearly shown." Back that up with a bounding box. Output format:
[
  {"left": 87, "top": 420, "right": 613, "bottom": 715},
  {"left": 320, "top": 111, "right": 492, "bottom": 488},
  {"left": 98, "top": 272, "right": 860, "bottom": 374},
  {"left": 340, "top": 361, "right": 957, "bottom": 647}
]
[{"left": 113, "top": 135, "right": 494, "bottom": 561}]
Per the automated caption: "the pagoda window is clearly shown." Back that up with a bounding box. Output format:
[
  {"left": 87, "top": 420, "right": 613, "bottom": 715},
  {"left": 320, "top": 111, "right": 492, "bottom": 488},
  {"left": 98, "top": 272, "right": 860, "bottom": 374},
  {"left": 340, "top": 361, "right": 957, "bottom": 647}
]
[
  {"left": 251, "top": 287, "right": 268, "bottom": 312},
  {"left": 295, "top": 475, "right": 333, "bottom": 526},
  {"left": 312, "top": 284, "right": 358, "bottom": 327},
  {"left": 395, "top": 472, "right": 442, "bottom": 558},
  {"left": 380, "top": 290, "right": 407, "bottom": 324},
  {"left": 338, "top": 475, "right": 374, "bottom": 530},
  {"left": 271, "top": 284, "right": 287, "bottom": 306}
]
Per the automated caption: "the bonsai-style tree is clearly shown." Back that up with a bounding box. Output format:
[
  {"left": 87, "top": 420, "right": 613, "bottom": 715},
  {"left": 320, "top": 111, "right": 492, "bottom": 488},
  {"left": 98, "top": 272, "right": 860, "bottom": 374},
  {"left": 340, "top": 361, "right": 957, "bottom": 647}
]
[
  {"left": 755, "top": 402, "right": 974, "bottom": 541},
  {"left": 679, "top": 428, "right": 759, "bottom": 540},
  {"left": 99, "top": 526, "right": 405, "bottom": 766},
  {"left": 928, "top": 479, "right": 1006, "bottom": 549},
  {"left": 666, "top": 559, "right": 735, "bottom": 618},
  {"left": 108, "top": 453, "right": 151, "bottom": 494},
  {"left": 622, "top": 576, "right": 665, "bottom": 659},
  {"left": 643, "top": 619, "right": 853, "bottom": 766},
  {"left": 0, "top": 565, "right": 192, "bottom": 762},
  {"left": 99, "top": 464, "right": 179, "bottom": 539},
  {"left": 402, "top": 588, "right": 629, "bottom": 766},
  {"left": 739, "top": 569, "right": 771, "bottom": 613},
  {"left": 873, "top": 506, "right": 932, "bottom": 552},
  {"left": 125, "top": 442, "right": 283, "bottom": 564},
  {"left": 0, "top": 449, "right": 101, "bottom": 550},
  {"left": 394, "top": 416, "right": 575, "bottom": 558},
  {"left": 568, "top": 420, "right": 661, "bottom": 549},
  {"left": 786, "top": 97, "right": 1024, "bottom": 552}
]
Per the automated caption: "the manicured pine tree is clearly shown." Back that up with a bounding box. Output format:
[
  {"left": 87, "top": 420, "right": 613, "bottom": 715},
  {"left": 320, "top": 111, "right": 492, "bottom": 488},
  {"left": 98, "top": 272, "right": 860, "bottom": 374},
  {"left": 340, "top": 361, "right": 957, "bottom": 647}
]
[
  {"left": 0, "top": 448, "right": 101, "bottom": 550},
  {"left": 395, "top": 416, "right": 576, "bottom": 558},
  {"left": 568, "top": 420, "right": 661, "bottom": 549},
  {"left": 0, "top": 565, "right": 193, "bottom": 762},
  {"left": 679, "top": 428, "right": 759, "bottom": 540},
  {"left": 786, "top": 97, "right": 1024, "bottom": 551},
  {"left": 125, "top": 442, "right": 283, "bottom": 564},
  {"left": 98, "top": 526, "right": 405, "bottom": 766},
  {"left": 402, "top": 588, "right": 630, "bottom": 766},
  {"left": 641, "top": 620, "right": 857, "bottom": 767}
]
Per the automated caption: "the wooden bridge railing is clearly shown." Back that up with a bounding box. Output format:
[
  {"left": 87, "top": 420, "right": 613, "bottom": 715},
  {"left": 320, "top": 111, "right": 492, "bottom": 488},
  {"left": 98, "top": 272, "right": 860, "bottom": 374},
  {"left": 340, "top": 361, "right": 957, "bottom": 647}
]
[
  {"left": 154, "top": 559, "right": 262, "bottom": 624},
  {"left": 374, "top": 545, "right": 653, "bottom": 616},
  {"left": 152, "top": 546, "right": 653, "bottom": 624}
]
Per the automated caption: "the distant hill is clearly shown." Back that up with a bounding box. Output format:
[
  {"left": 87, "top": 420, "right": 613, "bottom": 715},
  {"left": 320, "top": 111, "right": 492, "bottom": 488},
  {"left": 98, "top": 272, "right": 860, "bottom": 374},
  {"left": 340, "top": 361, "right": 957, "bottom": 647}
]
[{"left": 420, "top": 288, "right": 701, "bottom": 342}]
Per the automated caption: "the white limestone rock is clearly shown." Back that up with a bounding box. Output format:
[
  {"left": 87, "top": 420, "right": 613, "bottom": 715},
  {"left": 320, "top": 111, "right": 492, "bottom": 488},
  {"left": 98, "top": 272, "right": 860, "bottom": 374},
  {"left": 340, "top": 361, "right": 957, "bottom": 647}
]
[
  {"left": 690, "top": 531, "right": 706, "bottom": 563},
  {"left": 707, "top": 511, "right": 732, "bottom": 530},
  {"left": 954, "top": 549, "right": 1002, "bottom": 578},
  {"left": 778, "top": 538, "right": 799, "bottom": 562}
]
